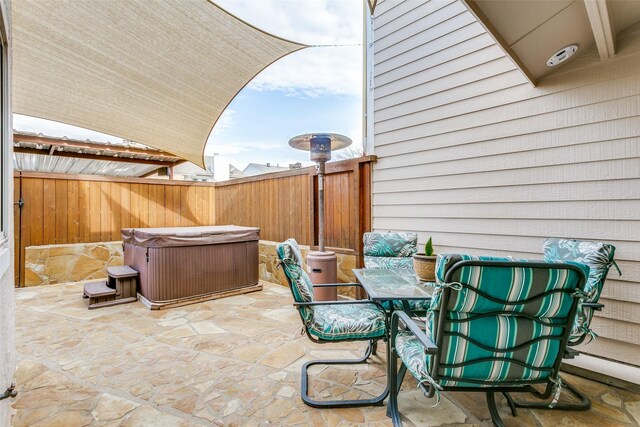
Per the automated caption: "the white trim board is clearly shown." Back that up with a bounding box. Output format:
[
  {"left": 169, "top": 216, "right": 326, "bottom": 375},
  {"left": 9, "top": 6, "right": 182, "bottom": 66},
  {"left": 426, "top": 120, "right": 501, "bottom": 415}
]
[
  {"left": 0, "top": 247, "right": 9, "bottom": 278},
  {"left": 562, "top": 354, "right": 640, "bottom": 392}
]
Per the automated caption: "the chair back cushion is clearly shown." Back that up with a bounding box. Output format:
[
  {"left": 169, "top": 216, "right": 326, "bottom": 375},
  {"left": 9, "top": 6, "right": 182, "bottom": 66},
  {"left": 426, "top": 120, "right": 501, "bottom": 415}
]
[
  {"left": 363, "top": 232, "right": 417, "bottom": 269},
  {"left": 543, "top": 238, "right": 616, "bottom": 341},
  {"left": 276, "top": 239, "right": 314, "bottom": 303},
  {"left": 428, "top": 254, "right": 587, "bottom": 387},
  {"left": 543, "top": 238, "right": 615, "bottom": 301}
]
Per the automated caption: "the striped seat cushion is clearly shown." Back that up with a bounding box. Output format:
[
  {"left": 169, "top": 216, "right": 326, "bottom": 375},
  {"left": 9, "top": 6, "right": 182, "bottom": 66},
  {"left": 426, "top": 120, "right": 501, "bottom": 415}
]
[
  {"left": 543, "top": 238, "right": 616, "bottom": 340},
  {"left": 276, "top": 238, "right": 314, "bottom": 303},
  {"left": 401, "top": 254, "right": 588, "bottom": 388},
  {"left": 307, "top": 303, "right": 386, "bottom": 341}
]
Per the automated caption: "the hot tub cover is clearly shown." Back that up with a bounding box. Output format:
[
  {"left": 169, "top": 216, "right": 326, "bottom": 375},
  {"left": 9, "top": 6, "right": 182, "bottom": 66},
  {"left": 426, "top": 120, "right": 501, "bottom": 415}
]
[{"left": 122, "top": 225, "right": 260, "bottom": 248}]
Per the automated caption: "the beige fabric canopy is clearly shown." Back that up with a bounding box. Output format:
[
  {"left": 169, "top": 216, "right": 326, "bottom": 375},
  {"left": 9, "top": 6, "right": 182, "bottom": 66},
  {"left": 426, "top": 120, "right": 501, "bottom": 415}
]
[{"left": 12, "top": 0, "right": 305, "bottom": 167}]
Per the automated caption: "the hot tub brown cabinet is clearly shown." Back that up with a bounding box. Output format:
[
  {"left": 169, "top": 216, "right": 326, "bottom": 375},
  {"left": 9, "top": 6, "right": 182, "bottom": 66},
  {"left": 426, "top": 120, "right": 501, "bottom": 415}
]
[{"left": 122, "top": 226, "right": 261, "bottom": 309}]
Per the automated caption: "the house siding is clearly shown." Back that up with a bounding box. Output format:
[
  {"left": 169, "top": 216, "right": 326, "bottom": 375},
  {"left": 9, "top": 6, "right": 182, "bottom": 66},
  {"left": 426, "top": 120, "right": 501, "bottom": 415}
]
[{"left": 372, "top": 0, "right": 640, "bottom": 366}]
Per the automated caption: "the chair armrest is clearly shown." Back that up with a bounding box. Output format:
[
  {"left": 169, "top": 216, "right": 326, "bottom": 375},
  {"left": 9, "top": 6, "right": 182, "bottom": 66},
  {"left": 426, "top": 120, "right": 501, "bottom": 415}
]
[
  {"left": 391, "top": 311, "right": 438, "bottom": 354},
  {"left": 582, "top": 302, "right": 604, "bottom": 311},
  {"left": 312, "top": 283, "right": 362, "bottom": 288}
]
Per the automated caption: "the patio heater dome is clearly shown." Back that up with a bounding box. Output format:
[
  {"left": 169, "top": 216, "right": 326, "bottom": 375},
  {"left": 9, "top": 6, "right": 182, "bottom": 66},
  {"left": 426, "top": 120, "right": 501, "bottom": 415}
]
[
  {"left": 288, "top": 133, "right": 352, "bottom": 162},
  {"left": 289, "top": 133, "right": 352, "bottom": 301}
]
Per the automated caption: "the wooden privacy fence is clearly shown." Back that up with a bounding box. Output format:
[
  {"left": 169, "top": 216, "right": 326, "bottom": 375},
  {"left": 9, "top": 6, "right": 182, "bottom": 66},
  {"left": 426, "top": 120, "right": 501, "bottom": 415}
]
[{"left": 13, "top": 156, "right": 375, "bottom": 285}]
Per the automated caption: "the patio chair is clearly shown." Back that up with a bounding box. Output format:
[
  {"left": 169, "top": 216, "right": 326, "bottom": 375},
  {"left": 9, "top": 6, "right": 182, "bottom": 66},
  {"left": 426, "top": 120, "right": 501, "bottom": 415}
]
[
  {"left": 388, "top": 254, "right": 588, "bottom": 427},
  {"left": 276, "top": 238, "right": 388, "bottom": 408},
  {"left": 542, "top": 237, "right": 619, "bottom": 346},
  {"left": 363, "top": 232, "right": 430, "bottom": 313},
  {"left": 363, "top": 231, "right": 417, "bottom": 270},
  {"left": 505, "top": 237, "right": 620, "bottom": 412}
]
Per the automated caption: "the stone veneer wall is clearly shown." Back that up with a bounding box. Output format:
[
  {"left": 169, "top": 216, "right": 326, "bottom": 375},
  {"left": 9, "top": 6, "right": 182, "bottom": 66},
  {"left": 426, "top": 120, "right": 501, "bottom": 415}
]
[
  {"left": 23, "top": 240, "right": 358, "bottom": 296},
  {"left": 24, "top": 242, "right": 124, "bottom": 286}
]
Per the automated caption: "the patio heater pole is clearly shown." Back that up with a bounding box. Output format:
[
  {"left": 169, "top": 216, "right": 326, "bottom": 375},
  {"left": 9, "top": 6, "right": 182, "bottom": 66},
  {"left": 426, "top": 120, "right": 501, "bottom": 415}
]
[
  {"left": 289, "top": 133, "right": 352, "bottom": 301},
  {"left": 318, "top": 160, "right": 325, "bottom": 252}
]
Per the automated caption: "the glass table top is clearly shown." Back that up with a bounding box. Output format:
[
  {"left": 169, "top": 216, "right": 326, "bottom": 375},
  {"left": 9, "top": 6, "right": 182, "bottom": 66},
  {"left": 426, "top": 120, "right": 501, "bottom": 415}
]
[{"left": 352, "top": 268, "right": 435, "bottom": 301}]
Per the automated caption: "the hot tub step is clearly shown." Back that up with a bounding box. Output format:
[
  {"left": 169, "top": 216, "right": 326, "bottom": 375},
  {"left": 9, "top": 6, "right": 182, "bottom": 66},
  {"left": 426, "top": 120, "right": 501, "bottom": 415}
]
[
  {"left": 84, "top": 281, "right": 116, "bottom": 298},
  {"left": 83, "top": 266, "right": 140, "bottom": 310},
  {"left": 88, "top": 297, "right": 137, "bottom": 310},
  {"left": 107, "top": 265, "right": 139, "bottom": 298},
  {"left": 84, "top": 281, "right": 117, "bottom": 309}
]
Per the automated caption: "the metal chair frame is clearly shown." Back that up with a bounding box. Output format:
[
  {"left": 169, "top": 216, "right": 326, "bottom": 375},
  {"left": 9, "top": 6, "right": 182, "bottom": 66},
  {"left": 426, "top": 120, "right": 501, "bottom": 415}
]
[{"left": 283, "top": 278, "right": 390, "bottom": 408}]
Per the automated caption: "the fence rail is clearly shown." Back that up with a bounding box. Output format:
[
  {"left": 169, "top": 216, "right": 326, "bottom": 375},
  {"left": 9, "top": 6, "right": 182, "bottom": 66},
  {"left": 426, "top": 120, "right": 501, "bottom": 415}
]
[{"left": 13, "top": 156, "right": 375, "bottom": 285}]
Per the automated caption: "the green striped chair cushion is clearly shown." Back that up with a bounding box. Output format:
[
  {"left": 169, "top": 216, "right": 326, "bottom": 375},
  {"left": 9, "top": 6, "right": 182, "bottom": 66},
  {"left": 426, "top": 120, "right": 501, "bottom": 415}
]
[
  {"left": 397, "top": 314, "right": 565, "bottom": 388},
  {"left": 433, "top": 254, "right": 586, "bottom": 318},
  {"left": 543, "top": 238, "right": 617, "bottom": 341},
  {"left": 433, "top": 313, "right": 565, "bottom": 386},
  {"left": 398, "top": 254, "right": 587, "bottom": 388},
  {"left": 306, "top": 303, "right": 386, "bottom": 341},
  {"left": 276, "top": 239, "right": 314, "bottom": 303}
]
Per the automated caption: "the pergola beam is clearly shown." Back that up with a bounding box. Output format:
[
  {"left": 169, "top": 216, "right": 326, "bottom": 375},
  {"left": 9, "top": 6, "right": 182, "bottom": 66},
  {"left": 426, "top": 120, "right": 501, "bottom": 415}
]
[
  {"left": 14, "top": 147, "right": 180, "bottom": 166},
  {"left": 584, "top": 0, "right": 615, "bottom": 60},
  {"left": 13, "top": 133, "right": 181, "bottom": 161}
]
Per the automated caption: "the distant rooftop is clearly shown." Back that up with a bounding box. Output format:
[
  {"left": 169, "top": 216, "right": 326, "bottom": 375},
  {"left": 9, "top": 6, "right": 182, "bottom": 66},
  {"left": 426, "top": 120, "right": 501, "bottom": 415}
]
[{"left": 242, "top": 162, "right": 302, "bottom": 177}]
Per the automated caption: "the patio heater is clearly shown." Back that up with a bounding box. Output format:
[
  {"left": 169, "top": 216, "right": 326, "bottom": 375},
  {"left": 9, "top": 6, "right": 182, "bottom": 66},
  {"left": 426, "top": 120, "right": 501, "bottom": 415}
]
[{"left": 289, "top": 133, "right": 352, "bottom": 301}]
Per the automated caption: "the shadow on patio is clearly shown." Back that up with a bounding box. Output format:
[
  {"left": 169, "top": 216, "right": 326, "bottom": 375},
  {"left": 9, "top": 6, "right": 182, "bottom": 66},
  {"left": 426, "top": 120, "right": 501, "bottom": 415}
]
[{"left": 11, "top": 282, "right": 640, "bottom": 426}]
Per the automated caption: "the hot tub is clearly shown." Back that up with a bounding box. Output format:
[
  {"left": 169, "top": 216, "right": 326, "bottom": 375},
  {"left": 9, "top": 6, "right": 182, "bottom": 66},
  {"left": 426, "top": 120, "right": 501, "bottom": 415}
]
[{"left": 122, "top": 225, "right": 261, "bottom": 309}]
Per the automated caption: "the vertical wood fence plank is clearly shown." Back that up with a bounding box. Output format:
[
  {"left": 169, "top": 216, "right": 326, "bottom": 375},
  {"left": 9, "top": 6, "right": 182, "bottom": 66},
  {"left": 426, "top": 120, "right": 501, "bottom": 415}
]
[
  {"left": 110, "top": 182, "right": 122, "bottom": 241},
  {"left": 79, "top": 180, "right": 91, "bottom": 242},
  {"left": 129, "top": 183, "right": 140, "bottom": 229},
  {"left": 43, "top": 179, "right": 56, "bottom": 244},
  {"left": 99, "top": 181, "right": 110, "bottom": 242},
  {"left": 89, "top": 181, "right": 101, "bottom": 242},
  {"left": 55, "top": 180, "right": 69, "bottom": 244},
  {"left": 139, "top": 184, "right": 149, "bottom": 227},
  {"left": 28, "top": 178, "right": 44, "bottom": 247},
  {"left": 120, "top": 183, "right": 131, "bottom": 231},
  {"left": 67, "top": 180, "right": 80, "bottom": 243},
  {"left": 14, "top": 176, "right": 22, "bottom": 285}
]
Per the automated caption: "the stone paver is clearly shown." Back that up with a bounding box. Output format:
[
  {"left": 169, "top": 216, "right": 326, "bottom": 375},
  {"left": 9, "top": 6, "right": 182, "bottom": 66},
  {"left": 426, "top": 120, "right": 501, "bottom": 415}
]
[{"left": 11, "top": 281, "right": 640, "bottom": 426}]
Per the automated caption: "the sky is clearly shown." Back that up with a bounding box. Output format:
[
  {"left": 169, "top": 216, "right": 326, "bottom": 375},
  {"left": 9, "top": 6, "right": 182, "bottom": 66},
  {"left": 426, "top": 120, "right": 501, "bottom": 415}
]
[{"left": 14, "top": 0, "right": 364, "bottom": 171}]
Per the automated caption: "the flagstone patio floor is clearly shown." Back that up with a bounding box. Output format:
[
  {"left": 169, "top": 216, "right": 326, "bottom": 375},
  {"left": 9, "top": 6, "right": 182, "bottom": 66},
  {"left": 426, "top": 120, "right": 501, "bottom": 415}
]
[{"left": 11, "top": 281, "right": 640, "bottom": 426}]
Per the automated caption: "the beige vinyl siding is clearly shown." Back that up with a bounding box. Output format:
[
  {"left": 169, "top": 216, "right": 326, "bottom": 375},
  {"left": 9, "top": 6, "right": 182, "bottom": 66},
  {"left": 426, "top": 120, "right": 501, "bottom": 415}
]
[{"left": 372, "top": 0, "right": 640, "bottom": 366}]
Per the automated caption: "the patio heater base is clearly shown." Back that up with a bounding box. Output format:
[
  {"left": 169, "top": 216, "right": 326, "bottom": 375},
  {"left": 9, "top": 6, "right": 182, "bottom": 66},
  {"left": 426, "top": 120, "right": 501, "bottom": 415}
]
[{"left": 307, "top": 251, "right": 338, "bottom": 301}]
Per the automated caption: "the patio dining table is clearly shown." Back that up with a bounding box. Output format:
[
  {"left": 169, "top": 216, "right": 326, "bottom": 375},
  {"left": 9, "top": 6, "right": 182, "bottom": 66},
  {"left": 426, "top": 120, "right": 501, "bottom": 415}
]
[
  {"left": 353, "top": 268, "right": 436, "bottom": 409},
  {"left": 352, "top": 268, "right": 435, "bottom": 314}
]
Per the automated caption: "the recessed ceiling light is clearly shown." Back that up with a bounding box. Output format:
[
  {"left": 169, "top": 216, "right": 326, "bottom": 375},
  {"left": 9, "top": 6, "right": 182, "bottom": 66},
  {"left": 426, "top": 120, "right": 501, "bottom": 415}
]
[{"left": 547, "top": 45, "right": 578, "bottom": 67}]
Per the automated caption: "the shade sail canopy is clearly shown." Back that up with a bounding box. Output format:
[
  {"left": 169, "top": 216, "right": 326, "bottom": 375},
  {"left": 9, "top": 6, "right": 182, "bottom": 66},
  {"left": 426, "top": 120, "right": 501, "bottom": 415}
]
[{"left": 12, "top": 0, "right": 305, "bottom": 167}]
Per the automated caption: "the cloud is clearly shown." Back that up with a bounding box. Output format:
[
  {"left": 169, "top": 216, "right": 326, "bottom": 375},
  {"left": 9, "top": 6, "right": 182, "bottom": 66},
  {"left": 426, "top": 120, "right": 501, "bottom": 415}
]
[
  {"left": 210, "top": 109, "right": 235, "bottom": 135},
  {"left": 215, "top": 0, "right": 363, "bottom": 97}
]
